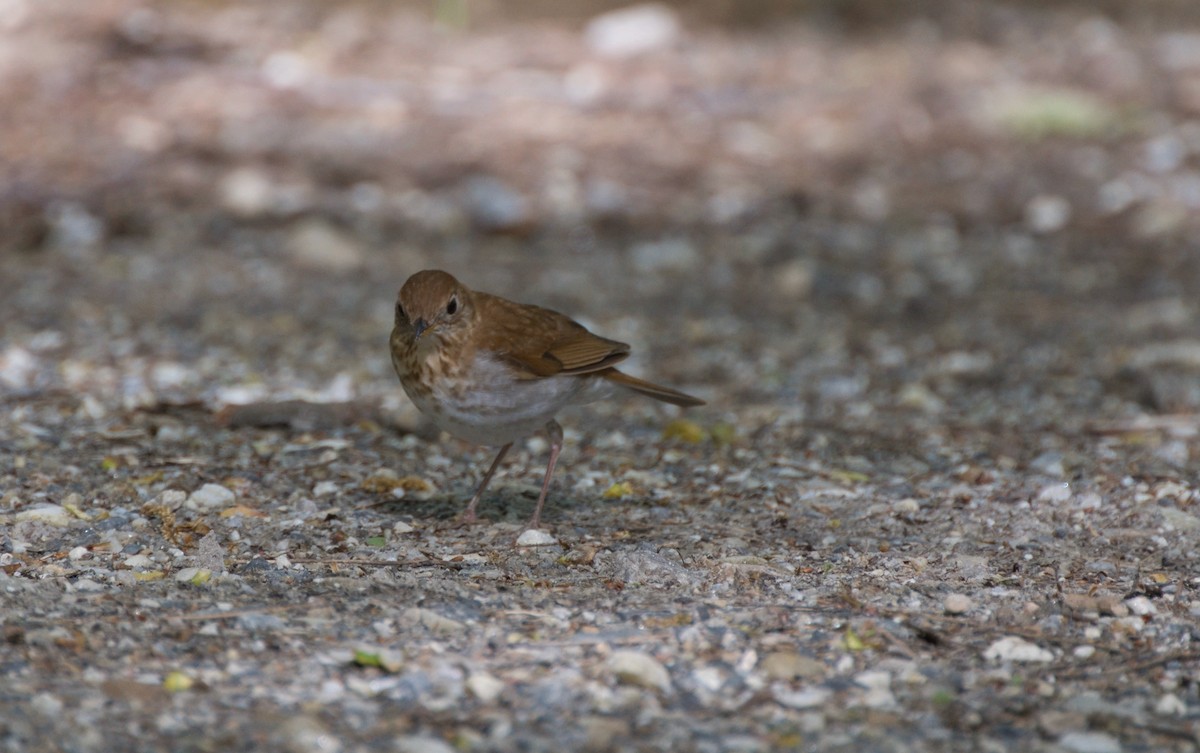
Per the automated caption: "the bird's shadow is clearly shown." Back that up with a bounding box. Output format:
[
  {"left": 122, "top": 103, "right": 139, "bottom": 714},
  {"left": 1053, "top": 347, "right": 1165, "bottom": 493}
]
[{"left": 369, "top": 487, "right": 567, "bottom": 527}]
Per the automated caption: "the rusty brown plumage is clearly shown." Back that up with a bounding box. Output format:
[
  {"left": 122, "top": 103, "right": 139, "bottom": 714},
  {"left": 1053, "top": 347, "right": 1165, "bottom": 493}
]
[{"left": 389, "top": 269, "right": 703, "bottom": 530}]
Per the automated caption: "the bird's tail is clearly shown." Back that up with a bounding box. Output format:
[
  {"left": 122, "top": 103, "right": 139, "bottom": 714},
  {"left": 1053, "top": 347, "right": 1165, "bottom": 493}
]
[{"left": 604, "top": 370, "right": 705, "bottom": 407}]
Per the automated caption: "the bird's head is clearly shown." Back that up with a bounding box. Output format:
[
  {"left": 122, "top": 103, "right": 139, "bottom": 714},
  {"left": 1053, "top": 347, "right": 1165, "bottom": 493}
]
[{"left": 393, "top": 269, "right": 473, "bottom": 347}]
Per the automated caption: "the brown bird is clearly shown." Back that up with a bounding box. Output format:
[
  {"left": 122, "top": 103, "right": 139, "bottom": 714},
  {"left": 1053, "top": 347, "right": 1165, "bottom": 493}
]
[{"left": 390, "top": 269, "right": 703, "bottom": 530}]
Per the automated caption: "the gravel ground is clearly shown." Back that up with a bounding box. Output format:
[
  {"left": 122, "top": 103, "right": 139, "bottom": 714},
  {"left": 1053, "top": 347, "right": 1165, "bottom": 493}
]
[{"left": 2, "top": 2, "right": 1199, "bottom": 752}]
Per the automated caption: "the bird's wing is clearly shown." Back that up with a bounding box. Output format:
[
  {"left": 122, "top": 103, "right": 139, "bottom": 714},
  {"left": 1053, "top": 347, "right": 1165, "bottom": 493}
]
[{"left": 477, "top": 293, "right": 630, "bottom": 378}]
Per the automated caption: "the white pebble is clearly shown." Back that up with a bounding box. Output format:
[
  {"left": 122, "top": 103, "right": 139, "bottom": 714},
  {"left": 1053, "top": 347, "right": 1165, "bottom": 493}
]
[
  {"left": 287, "top": 219, "right": 364, "bottom": 272},
  {"left": 854, "top": 670, "right": 891, "bottom": 691},
  {"left": 1025, "top": 194, "right": 1071, "bottom": 234},
  {"left": 173, "top": 567, "right": 211, "bottom": 584},
  {"left": 1124, "top": 596, "right": 1156, "bottom": 616},
  {"left": 150, "top": 361, "right": 190, "bottom": 390},
  {"left": 188, "top": 484, "right": 235, "bottom": 510},
  {"left": 691, "top": 666, "right": 725, "bottom": 693},
  {"left": 30, "top": 693, "right": 63, "bottom": 718},
  {"left": 1160, "top": 507, "right": 1200, "bottom": 531},
  {"left": 14, "top": 504, "right": 72, "bottom": 526},
  {"left": 392, "top": 521, "right": 414, "bottom": 535},
  {"left": 1155, "top": 693, "right": 1186, "bottom": 716},
  {"left": 943, "top": 593, "right": 973, "bottom": 615},
  {"left": 312, "top": 481, "right": 338, "bottom": 497},
  {"left": 1073, "top": 645, "right": 1096, "bottom": 659},
  {"left": 894, "top": 498, "right": 920, "bottom": 514},
  {"left": 67, "top": 546, "right": 90, "bottom": 561},
  {"left": 262, "top": 50, "right": 311, "bottom": 90},
  {"left": 585, "top": 3, "right": 680, "bottom": 59},
  {"left": 1036, "top": 483, "right": 1072, "bottom": 503},
  {"left": 1059, "top": 731, "right": 1122, "bottom": 753},
  {"left": 516, "top": 529, "right": 558, "bottom": 547},
  {"left": 403, "top": 607, "right": 464, "bottom": 635},
  {"left": 394, "top": 736, "right": 457, "bottom": 753},
  {"left": 159, "top": 489, "right": 187, "bottom": 508},
  {"left": 466, "top": 673, "right": 505, "bottom": 704},
  {"left": 773, "top": 686, "right": 831, "bottom": 709},
  {"left": 219, "top": 167, "right": 273, "bottom": 217},
  {"left": 608, "top": 649, "right": 672, "bottom": 693},
  {"left": 0, "top": 346, "right": 38, "bottom": 390},
  {"left": 854, "top": 670, "right": 896, "bottom": 708},
  {"left": 278, "top": 716, "right": 343, "bottom": 753},
  {"left": 984, "top": 636, "right": 1053, "bottom": 663}
]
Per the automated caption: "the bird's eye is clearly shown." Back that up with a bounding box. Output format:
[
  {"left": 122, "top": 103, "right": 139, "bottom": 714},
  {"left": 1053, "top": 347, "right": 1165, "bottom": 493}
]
[{"left": 446, "top": 296, "right": 458, "bottom": 315}]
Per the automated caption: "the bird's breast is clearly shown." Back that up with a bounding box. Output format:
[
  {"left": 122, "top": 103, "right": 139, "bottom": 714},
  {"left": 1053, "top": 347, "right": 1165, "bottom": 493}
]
[{"left": 399, "top": 350, "right": 611, "bottom": 446}]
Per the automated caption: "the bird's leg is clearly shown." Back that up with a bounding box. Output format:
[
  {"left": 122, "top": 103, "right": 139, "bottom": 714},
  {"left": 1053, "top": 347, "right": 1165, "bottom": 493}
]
[
  {"left": 463, "top": 443, "right": 511, "bottom": 522},
  {"left": 528, "top": 420, "right": 563, "bottom": 530}
]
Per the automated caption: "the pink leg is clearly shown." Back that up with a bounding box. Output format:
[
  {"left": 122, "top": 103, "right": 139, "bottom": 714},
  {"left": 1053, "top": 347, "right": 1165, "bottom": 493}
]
[
  {"left": 528, "top": 420, "right": 563, "bottom": 530},
  {"left": 463, "top": 443, "right": 511, "bottom": 522}
]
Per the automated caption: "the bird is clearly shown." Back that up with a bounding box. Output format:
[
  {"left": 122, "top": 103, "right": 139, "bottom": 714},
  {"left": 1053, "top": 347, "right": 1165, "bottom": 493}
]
[{"left": 389, "top": 269, "right": 704, "bottom": 530}]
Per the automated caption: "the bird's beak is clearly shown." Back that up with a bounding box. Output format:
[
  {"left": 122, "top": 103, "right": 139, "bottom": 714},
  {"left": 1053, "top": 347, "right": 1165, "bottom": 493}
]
[{"left": 412, "top": 318, "right": 429, "bottom": 340}]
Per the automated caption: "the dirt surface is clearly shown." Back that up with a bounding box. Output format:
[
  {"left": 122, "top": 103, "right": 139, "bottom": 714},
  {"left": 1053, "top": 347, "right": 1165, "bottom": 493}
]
[{"left": 2, "top": 1, "right": 1200, "bottom": 751}]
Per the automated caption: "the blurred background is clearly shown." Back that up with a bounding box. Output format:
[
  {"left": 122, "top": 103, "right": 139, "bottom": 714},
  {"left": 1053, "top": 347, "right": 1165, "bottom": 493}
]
[
  {"left": 6, "top": 6, "right": 1200, "bottom": 749},
  {"left": 2, "top": 0, "right": 1199, "bottom": 456}
]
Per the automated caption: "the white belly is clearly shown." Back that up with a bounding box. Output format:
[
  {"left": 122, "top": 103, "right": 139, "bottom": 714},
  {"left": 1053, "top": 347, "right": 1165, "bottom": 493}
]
[{"left": 404, "top": 353, "right": 612, "bottom": 446}]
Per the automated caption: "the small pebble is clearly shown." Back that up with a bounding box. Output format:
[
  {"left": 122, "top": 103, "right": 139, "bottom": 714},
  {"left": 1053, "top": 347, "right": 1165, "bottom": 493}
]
[
  {"left": 984, "top": 636, "right": 1053, "bottom": 663},
  {"left": 1159, "top": 507, "right": 1200, "bottom": 531},
  {"left": 1155, "top": 693, "right": 1186, "bottom": 716},
  {"left": 287, "top": 219, "right": 364, "bottom": 272},
  {"left": 312, "top": 481, "right": 338, "bottom": 497},
  {"left": 691, "top": 666, "right": 725, "bottom": 693},
  {"left": 277, "top": 715, "right": 343, "bottom": 753},
  {"left": 14, "top": 504, "right": 72, "bottom": 526},
  {"left": 1036, "top": 483, "right": 1072, "bottom": 503},
  {"left": 585, "top": 3, "right": 681, "bottom": 58},
  {"left": 239, "top": 613, "right": 287, "bottom": 632},
  {"left": 943, "top": 593, "right": 973, "bottom": 615},
  {"left": 466, "top": 673, "right": 505, "bottom": 704},
  {"left": 158, "top": 489, "right": 187, "bottom": 508},
  {"left": 516, "top": 529, "right": 558, "bottom": 547},
  {"left": 0, "top": 346, "right": 38, "bottom": 390},
  {"left": 219, "top": 167, "right": 273, "bottom": 217},
  {"left": 773, "top": 686, "right": 831, "bottom": 709},
  {"left": 1124, "top": 596, "right": 1156, "bottom": 616},
  {"left": 188, "top": 484, "right": 235, "bottom": 510},
  {"left": 854, "top": 670, "right": 896, "bottom": 709},
  {"left": 394, "top": 736, "right": 458, "bottom": 753},
  {"left": 1025, "top": 194, "right": 1071, "bottom": 234},
  {"left": 896, "top": 383, "right": 944, "bottom": 413},
  {"left": 30, "top": 693, "right": 63, "bottom": 718},
  {"left": 68, "top": 546, "right": 90, "bottom": 561},
  {"left": 1058, "top": 731, "right": 1122, "bottom": 753},
  {"left": 608, "top": 649, "right": 671, "bottom": 693},
  {"left": 761, "top": 651, "right": 825, "bottom": 681},
  {"left": 173, "top": 567, "right": 212, "bottom": 585},
  {"left": 403, "top": 607, "right": 465, "bottom": 635},
  {"left": 893, "top": 497, "right": 921, "bottom": 514}
]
